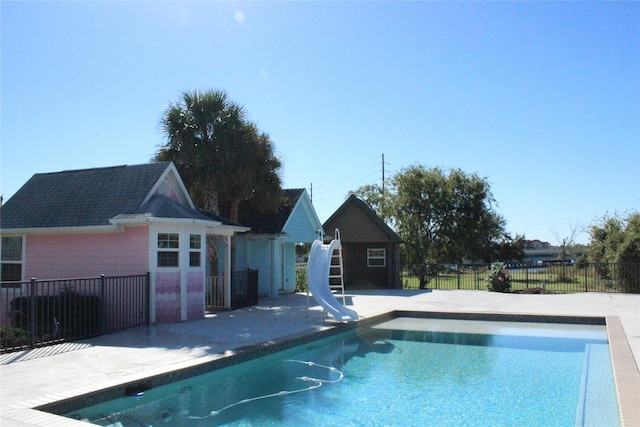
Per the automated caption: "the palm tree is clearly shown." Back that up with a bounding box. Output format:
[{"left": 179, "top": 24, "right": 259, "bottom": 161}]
[{"left": 155, "top": 89, "right": 283, "bottom": 222}]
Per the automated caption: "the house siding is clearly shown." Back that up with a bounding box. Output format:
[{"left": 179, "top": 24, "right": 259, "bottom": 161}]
[
  {"left": 282, "top": 243, "right": 296, "bottom": 292},
  {"left": 342, "top": 242, "right": 396, "bottom": 289},
  {"left": 325, "top": 202, "right": 389, "bottom": 242},
  {"left": 281, "top": 198, "right": 321, "bottom": 243},
  {"left": 25, "top": 226, "right": 149, "bottom": 279},
  {"left": 155, "top": 271, "right": 181, "bottom": 323},
  {"left": 186, "top": 271, "right": 204, "bottom": 321},
  {"left": 149, "top": 225, "right": 209, "bottom": 322},
  {"left": 246, "top": 239, "right": 272, "bottom": 296}
]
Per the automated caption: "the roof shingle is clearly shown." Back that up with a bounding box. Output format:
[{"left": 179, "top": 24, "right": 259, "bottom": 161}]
[
  {"left": 238, "top": 189, "right": 303, "bottom": 234},
  {"left": 1, "top": 163, "right": 170, "bottom": 229}
]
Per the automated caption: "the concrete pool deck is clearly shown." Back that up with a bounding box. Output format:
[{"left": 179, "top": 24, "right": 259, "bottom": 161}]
[{"left": 1, "top": 289, "right": 639, "bottom": 426}]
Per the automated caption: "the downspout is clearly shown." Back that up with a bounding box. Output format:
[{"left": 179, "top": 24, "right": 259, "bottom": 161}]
[
  {"left": 224, "top": 235, "right": 232, "bottom": 308},
  {"left": 270, "top": 237, "right": 279, "bottom": 299},
  {"left": 180, "top": 232, "right": 188, "bottom": 322},
  {"left": 148, "top": 228, "right": 156, "bottom": 324}
]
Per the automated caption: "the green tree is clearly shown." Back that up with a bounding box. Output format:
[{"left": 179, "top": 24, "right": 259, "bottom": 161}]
[
  {"left": 351, "top": 184, "right": 394, "bottom": 226},
  {"left": 486, "top": 233, "right": 526, "bottom": 263},
  {"left": 356, "top": 165, "right": 505, "bottom": 288},
  {"left": 156, "top": 89, "right": 283, "bottom": 221},
  {"left": 588, "top": 212, "right": 640, "bottom": 293}
]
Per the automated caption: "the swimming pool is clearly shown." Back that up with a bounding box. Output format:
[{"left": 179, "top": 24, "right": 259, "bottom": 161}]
[{"left": 57, "top": 316, "right": 620, "bottom": 426}]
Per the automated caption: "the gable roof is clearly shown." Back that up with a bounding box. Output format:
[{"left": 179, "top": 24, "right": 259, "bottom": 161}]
[
  {"left": 238, "top": 188, "right": 306, "bottom": 235},
  {"left": 197, "top": 208, "right": 246, "bottom": 228},
  {"left": 111, "top": 195, "right": 214, "bottom": 223},
  {"left": 0, "top": 162, "right": 210, "bottom": 231},
  {"left": 323, "top": 194, "right": 401, "bottom": 243}
]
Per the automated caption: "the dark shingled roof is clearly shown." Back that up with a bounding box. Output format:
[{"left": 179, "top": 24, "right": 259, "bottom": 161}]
[
  {"left": 324, "top": 194, "right": 402, "bottom": 243},
  {"left": 197, "top": 209, "right": 246, "bottom": 228},
  {"left": 1, "top": 163, "right": 172, "bottom": 229},
  {"left": 238, "top": 189, "right": 304, "bottom": 234},
  {"left": 112, "top": 195, "right": 214, "bottom": 223}
]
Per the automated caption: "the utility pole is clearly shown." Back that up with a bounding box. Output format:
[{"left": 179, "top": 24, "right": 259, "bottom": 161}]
[
  {"left": 381, "top": 153, "right": 385, "bottom": 195},
  {"left": 310, "top": 183, "right": 313, "bottom": 203}
]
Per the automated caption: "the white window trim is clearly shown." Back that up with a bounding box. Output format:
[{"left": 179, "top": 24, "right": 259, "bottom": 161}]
[
  {"left": 367, "top": 248, "right": 386, "bottom": 268},
  {"left": 1, "top": 235, "right": 25, "bottom": 284},
  {"left": 189, "top": 233, "right": 203, "bottom": 268},
  {"left": 157, "top": 232, "right": 180, "bottom": 268}
]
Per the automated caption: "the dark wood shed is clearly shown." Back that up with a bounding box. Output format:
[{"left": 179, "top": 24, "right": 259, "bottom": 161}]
[{"left": 323, "top": 194, "right": 402, "bottom": 289}]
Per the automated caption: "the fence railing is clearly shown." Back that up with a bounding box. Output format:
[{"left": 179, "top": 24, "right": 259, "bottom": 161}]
[
  {"left": 0, "top": 273, "right": 149, "bottom": 353},
  {"left": 401, "top": 263, "right": 640, "bottom": 293},
  {"left": 206, "top": 269, "right": 259, "bottom": 311},
  {"left": 206, "top": 275, "right": 224, "bottom": 309}
]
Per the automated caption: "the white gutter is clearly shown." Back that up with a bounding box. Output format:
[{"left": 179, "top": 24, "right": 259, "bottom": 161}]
[
  {"left": 244, "top": 232, "right": 287, "bottom": 240},
  {"left": 109, "top": 216, "right": 223, "bottom": 227},
  {"left": 1, "top": 219, "right": 249, "bottom": 237},
  {"left": 0, "top": 225, "right": 124, "bottom": 235}
]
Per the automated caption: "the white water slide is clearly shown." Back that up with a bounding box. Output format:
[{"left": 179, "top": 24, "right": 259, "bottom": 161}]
[{"left": 307, "top": 234, "right": 359, "bottom": 322}]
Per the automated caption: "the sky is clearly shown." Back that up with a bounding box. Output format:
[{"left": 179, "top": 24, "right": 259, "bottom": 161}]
[{"left": 2, "top": 1, "right": 639, "bottom": 246}]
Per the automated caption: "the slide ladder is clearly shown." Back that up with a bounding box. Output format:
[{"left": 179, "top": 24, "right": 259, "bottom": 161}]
[
  {"left": 306, "top": 229, "right": 358, "bottom": 322},
  {"left": 329, "top": 229, "right": 346, "bottom": 304}
]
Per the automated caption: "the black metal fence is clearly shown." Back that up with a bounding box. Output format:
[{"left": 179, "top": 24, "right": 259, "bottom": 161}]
[
  {"left": 231, "top": 269, "right": 259, "bottom": 309},
  {"left": 401, "top": 263, "right": 640, "bottom": 293},
  {"left": 0, "top": 273, "right": 149, "bottom": 353}
]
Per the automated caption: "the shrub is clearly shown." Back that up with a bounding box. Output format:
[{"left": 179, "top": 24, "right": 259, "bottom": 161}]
[
  {"left": 589, "top": 212, "right": 640, "bottom": 293},
  {"left": 486, "top": 262, "right": 511, "bottom": 292},
  {"left": 295, "top": 269, "right": 308, "bottom": 292},
  {"left": 0, "top": 326, "right": 29, "bottom": 350},
  {"left": 9, "top": 290, "right": 101, "bottom": 339},
  {"left": 615, "top": 233, "right": 640, "bottom": 293}
]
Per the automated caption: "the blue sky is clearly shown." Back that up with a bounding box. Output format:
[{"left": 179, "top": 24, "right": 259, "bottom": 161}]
[{"left": 2, "top": 1, "right": 639, "bottom": 245}]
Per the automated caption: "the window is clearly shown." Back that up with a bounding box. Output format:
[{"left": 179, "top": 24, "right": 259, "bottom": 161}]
[
  {"left": 157, "top": 233, "right": 179, "bottom": 267},
  {"left": 1, "top": 236, "right": 24, "bottom": 282},
  {"left": 367, "top": 248, "right": 386, "bottom": 267},
  {"left": 189, "top": 234, "right": 202, "bottom": 267}
]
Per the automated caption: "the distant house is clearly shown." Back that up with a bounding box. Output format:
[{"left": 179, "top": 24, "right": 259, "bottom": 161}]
[
  {"left": 323, "top": 194, "right": 402, "bottom": 289},
  {"left": 236, "top": 189, "right": 322, "bottom": 298},
  {"left": 524, "top": 239, "right": 550, "bottom": 250},
  {"left": 0, "top": 162, "right": 248, "bottom": 323}
]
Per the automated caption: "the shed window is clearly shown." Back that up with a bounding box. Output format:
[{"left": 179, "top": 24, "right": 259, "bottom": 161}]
[
  {"left": 367, "top": 248, "right": 386, "bottom": 267},
  {"left": 1, "top": 236, "right": 24, "bottom": 282},
  {"left": 157, "top": 233, "right": 179, "bottom": 267}
]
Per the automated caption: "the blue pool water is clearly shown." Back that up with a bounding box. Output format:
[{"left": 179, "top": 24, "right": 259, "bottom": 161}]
[{"left": 64, "top": 318, "right": 620, "bottom": 426}]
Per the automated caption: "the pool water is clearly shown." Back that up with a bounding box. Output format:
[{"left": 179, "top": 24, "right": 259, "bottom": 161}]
[{"left": 64, "top": 318, "right": 620, "bottom": 427}]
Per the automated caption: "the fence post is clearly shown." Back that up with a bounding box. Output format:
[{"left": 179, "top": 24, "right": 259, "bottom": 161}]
[
  {"left": 146, "top": 272, "right": 151, "bottom": 325},
  {"left": 585, "top": 266, "right": 588, "bottom": 292},
  {"left": 29, "top": 278, "right": 36, "bottom": 349},
  {"left": 457, "top": 265, "right": 461, "bottom": 289},
  {"left": 100, "top": 274, "right": 106, "bottom": 335}
]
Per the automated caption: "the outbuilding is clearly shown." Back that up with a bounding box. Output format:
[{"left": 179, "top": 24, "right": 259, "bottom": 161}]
[
  {"left": 323, "top": 194, "right": 401, "bottom": 289},
  {"left": 0, "top": 162, "right": 248, "bottom": 323}
]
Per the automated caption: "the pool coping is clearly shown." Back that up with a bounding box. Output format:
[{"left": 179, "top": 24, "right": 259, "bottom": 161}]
[
  {"left": 3, "top": 311, "right": 638, "bottom": 427},
  {"left": 605, "top": 315, "right": 640, "bottom": 427}
]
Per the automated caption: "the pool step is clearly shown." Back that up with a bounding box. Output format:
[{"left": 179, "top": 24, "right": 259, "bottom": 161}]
[{"left": 575, "top": 343, "right": 620, "bottom": 427}]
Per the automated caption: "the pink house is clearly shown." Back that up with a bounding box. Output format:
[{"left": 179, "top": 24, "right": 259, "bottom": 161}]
[{"left": 0, "top": 162, "right": 248, "bottom": 323}]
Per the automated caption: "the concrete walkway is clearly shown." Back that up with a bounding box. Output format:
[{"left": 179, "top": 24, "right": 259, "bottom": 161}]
[{"left": 1, "top": 290, "right": 639, "bottom": 426}]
